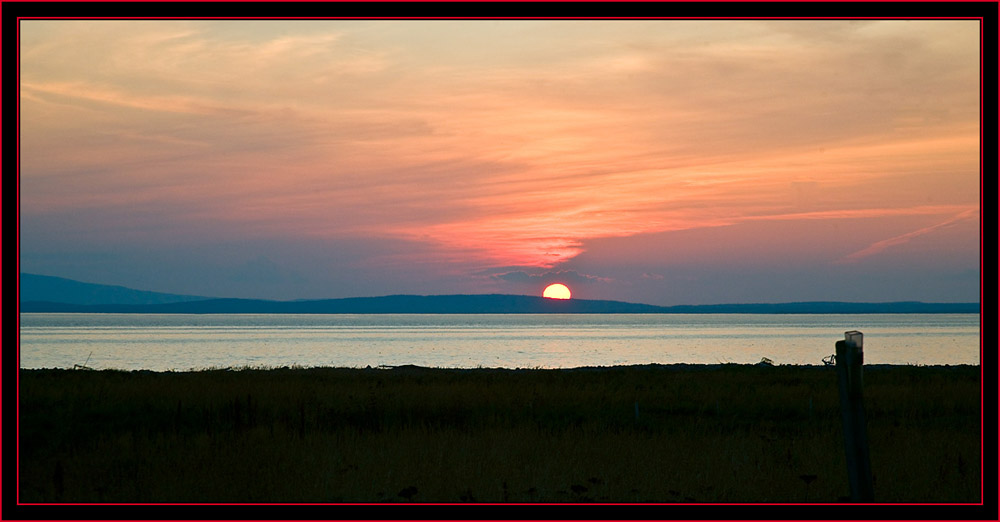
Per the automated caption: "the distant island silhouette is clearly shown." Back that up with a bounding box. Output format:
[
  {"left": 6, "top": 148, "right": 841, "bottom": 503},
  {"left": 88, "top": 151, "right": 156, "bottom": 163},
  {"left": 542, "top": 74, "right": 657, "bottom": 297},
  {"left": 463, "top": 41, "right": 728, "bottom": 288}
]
[{"left": 19, "top": 273, "right": 980, "bottom": 314}]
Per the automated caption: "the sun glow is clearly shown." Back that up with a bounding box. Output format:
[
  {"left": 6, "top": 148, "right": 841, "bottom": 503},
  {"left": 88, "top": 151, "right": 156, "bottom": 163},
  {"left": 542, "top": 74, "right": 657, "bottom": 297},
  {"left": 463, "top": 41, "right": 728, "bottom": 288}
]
[{"left": 543, "top": 283, "right": 572, "bottom": 300}]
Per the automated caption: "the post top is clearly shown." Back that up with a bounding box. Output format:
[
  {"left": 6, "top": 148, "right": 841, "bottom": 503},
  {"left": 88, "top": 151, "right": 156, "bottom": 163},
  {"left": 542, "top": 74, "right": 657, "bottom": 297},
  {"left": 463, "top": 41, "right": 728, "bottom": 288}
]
[{"left": 845, "top": 330, "right": 863, "bottom": 349}]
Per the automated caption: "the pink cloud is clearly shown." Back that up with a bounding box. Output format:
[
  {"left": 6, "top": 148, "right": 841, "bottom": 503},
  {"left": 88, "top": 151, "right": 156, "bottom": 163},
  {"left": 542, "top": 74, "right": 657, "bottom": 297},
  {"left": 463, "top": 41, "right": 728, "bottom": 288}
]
[{"left": 19, "top": 20, "right": 981, "bottom": 285}]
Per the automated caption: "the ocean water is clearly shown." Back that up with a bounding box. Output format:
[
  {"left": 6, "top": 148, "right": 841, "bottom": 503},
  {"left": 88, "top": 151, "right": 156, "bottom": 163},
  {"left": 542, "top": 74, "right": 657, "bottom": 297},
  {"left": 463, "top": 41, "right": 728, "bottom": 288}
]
[{"left": 18, "top": 313, "right": 981, "bottom": 371}]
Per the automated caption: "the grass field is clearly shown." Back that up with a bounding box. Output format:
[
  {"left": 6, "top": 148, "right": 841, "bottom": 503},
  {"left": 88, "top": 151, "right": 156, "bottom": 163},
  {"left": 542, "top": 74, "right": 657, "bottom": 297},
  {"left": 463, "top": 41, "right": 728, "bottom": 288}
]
[{"left": 17, "top": 364, "right": 981, "bottom": 503}]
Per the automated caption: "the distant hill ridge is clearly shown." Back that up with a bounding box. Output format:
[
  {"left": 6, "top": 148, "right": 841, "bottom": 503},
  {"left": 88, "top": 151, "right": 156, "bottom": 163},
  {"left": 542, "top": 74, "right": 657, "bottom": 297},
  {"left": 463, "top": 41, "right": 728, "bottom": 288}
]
[
  {"left": 19, "top": 273, "right": 211, "bottom": 305},
  {"left": 19, "top": 273, "right": 980, "bottom": 314}
]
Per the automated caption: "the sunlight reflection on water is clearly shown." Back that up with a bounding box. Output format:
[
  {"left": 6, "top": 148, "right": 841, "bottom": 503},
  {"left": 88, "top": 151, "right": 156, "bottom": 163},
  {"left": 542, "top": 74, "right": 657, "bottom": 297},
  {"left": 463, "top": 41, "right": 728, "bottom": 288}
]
[{"left": 18, "top": 313, "right": 980, "bottom": 370}]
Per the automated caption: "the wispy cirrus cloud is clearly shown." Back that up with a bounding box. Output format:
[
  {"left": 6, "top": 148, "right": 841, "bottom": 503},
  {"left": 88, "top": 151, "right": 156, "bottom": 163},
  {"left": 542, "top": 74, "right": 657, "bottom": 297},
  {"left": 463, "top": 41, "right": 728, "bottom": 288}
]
[
  {"left": 20, "top": 80, "right": 241, "bottom": 115},
  {"left": 743, "top": 205, "right": 980, "bottom": 223},
  {"left": 18, "top": 20, "right": 981, "bottom": 302},
  {"left": 491, "top": 269, "right": 613, "bottom": 285},
  {"left": 836, "top": 208, "right": 980, "bottom": 263}
]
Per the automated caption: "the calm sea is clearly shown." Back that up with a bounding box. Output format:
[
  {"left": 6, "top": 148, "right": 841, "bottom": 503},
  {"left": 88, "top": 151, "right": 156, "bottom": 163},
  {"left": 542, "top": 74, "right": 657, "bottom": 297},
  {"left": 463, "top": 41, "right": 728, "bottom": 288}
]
[{"left": 18, "top": 313, "right": 981, "bottom": 371}]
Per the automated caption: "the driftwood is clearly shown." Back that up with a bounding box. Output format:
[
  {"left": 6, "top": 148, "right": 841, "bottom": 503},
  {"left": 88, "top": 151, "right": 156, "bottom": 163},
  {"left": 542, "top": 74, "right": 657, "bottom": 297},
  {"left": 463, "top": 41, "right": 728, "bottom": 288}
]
[{"left": 73, "top": 352, "right": 94, "bottom": 370}]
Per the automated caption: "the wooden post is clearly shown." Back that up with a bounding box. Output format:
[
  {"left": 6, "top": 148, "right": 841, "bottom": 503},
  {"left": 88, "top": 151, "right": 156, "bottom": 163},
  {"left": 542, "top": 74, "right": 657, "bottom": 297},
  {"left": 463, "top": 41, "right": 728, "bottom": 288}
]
[{"left": 836, "top": 330, "right": 874, "bottom": 501}]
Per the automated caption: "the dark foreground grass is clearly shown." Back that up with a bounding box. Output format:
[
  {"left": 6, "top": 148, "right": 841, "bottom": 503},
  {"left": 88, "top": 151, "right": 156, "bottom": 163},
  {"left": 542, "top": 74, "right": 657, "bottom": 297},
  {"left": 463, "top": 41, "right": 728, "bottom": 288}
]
[{"left": 18, "top": 364, "right": 981, "bottom": 503}]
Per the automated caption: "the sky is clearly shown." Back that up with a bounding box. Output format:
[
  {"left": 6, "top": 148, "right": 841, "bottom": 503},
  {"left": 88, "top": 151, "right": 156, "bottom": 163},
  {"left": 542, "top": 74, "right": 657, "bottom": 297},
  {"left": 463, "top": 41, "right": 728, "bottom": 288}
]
[{"left": 18, "top": 19, "right": 981, "bottom": 306}]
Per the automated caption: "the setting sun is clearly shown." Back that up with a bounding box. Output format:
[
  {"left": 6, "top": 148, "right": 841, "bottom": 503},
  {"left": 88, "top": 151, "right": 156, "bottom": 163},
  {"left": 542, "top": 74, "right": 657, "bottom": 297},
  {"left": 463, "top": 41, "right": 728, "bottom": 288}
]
[{"left": 543, "top": 283, "right": 572, "bottom": 300}]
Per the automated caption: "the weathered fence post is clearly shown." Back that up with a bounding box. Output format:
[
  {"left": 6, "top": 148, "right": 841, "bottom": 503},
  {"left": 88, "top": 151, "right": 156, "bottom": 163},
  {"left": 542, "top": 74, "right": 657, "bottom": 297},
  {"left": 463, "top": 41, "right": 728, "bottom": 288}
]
[{"left": 836, "top": 330, "right": 874, "bottom": 502}]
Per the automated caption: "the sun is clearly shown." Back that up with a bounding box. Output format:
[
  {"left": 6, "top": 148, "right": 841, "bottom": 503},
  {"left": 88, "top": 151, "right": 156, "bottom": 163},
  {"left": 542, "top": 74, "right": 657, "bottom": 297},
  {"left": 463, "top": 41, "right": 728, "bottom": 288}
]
[{"left": 542, "top": 283, "right": 572, "bottom": 300}]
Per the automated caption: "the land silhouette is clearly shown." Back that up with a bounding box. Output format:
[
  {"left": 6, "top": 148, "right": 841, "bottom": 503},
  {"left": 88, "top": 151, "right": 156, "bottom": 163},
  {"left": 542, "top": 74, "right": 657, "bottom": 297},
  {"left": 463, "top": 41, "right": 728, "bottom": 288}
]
[
  {"left": 19, "top": 273, "right": 980, "bottom": 314},
  {"left": 19, "top": 364, "right": 980, "bottom": 503}
]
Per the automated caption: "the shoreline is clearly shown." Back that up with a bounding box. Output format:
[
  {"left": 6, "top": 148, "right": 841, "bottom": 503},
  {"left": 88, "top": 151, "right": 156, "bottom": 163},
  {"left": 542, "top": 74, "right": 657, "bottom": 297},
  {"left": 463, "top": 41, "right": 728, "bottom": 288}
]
[{"left": 19, "top": 361, "right": 983, "bottom": 373}]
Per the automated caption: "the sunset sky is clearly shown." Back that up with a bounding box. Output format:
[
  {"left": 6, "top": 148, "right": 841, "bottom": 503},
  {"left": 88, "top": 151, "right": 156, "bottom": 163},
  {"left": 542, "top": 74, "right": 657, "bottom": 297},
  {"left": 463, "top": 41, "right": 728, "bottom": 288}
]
[{"left": 19, "top": 19, "right": 981, "bottom": 306}]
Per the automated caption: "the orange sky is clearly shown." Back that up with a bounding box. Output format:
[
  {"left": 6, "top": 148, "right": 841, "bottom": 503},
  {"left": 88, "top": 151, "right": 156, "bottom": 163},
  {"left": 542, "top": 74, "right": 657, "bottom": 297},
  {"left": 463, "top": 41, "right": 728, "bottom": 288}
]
[{"left": 19, "top": 20, "right": 981, "bottom": 304}]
